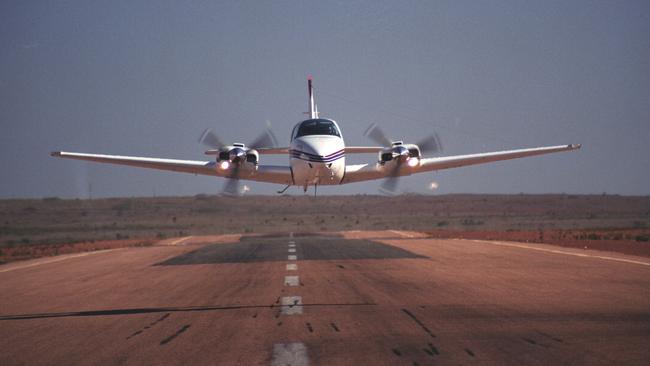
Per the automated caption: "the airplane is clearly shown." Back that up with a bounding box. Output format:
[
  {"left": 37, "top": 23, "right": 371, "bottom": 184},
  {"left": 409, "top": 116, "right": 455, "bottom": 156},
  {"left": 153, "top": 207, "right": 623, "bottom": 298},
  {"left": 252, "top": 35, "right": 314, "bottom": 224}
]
[{"left": 51, "top": 76, "right": 581, "bottom": 195}]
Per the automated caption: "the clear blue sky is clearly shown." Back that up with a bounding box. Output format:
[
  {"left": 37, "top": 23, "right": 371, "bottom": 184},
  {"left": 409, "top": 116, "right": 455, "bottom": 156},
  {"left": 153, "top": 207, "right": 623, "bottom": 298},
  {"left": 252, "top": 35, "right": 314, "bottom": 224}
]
[{"left": 1, "top": 1, "right": 648, "bottom": 198}]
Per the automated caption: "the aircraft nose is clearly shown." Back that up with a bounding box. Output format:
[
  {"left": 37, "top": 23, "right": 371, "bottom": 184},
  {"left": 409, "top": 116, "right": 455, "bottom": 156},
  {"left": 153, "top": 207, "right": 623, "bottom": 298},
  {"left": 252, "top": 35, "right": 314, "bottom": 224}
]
[
  {"left": 294, "top": 137, "right": 343, "bottom": 166},
  {"left": 296, "top": 140, "right": 330, "bottom": 161},
  {"left": 297, "top": 140, "right": 321, "bottom": 156}
]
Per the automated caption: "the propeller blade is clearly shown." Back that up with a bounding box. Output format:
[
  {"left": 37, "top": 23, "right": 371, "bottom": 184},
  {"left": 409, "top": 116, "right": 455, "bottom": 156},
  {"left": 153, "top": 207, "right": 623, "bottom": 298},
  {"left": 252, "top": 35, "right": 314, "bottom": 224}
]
[
  {"left": 380, "top": 160, "right": 402, "bottom": 195},
  {"left": 222, "top": 177, "right": 241, "bottom": 196},
  {"left": 364, "top": 123, "right": 392, "bottom": 146},
  {"left": 248, "top": 128, "right": 278, "bottom": 149},
  {"left": 416, "top": 133, "right": 443, "bottom": 155},
  {"left": 221, "top": 164, "right": 242, "bottom": 196},
  {"left": 198, "top": 128, "right": 225, "bottom": 149}
]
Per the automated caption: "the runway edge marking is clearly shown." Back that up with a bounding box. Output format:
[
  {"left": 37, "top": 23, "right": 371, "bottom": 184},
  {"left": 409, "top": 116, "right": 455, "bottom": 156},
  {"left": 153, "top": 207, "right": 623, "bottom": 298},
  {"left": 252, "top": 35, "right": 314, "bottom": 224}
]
[
  {"left": 0, "top": 249, "right": 121, "bottom": 274},
  {"left": 469, "top": 239, "right": 650, "bottom": 267},
  {"left": 389, "top": 230, "right": 415, "bottom": 238},
  {"left": 166, "top": 236, "right": 193, "bottom": 246}
]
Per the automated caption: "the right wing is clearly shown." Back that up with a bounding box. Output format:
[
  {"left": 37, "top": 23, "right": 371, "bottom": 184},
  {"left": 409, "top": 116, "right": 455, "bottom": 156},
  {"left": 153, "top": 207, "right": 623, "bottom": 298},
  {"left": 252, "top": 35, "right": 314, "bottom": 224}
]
[
  {"left": 51, "top": 151, "right": 293, "bottom": 185},
  {"left": 342, "top": 144, "right": 581, "bottom": 184}
]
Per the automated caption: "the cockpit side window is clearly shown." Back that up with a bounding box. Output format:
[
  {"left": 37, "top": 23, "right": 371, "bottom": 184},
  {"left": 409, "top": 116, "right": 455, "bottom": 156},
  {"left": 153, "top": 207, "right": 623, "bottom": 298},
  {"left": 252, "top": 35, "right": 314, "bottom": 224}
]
[
  {"left": 295, "top": 119, "right": 341, "bottom": 138},
  {"left": 291, "top": 124, "right": 299, "bottom": 141}
]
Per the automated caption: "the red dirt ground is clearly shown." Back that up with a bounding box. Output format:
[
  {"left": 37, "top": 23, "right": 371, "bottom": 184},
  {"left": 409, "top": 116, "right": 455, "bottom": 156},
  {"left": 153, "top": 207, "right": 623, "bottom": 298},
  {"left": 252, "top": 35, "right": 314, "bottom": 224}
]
[{"left": 427, "top": 228, "right": 650, "bottom": 257}]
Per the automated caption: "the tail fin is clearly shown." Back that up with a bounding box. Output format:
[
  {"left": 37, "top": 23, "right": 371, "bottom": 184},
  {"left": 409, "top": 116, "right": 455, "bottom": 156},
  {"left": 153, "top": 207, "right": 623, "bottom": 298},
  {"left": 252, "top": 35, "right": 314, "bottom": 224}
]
[{"left": 307, "top": 75, "right": 319, "bottom": 119}]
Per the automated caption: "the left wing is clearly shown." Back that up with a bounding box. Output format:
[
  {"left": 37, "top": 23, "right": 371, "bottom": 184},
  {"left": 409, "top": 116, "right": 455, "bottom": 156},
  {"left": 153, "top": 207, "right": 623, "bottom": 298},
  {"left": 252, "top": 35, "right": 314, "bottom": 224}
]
[
  {"left": 342, "top": 144, "right": 581, "bottom": 184},
  {"left": 51, "top": 151, "right": 293, "bottom": 184}
]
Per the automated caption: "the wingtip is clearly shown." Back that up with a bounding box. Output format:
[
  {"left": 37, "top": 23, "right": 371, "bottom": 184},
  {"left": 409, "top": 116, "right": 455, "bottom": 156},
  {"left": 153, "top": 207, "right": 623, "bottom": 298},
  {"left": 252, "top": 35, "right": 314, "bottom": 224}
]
[
  {"left": 50, "top": 151, "right": 61, "bottom": 157},
  {"left": 570, "top": 144, "right": 582, "bottom": 150}
]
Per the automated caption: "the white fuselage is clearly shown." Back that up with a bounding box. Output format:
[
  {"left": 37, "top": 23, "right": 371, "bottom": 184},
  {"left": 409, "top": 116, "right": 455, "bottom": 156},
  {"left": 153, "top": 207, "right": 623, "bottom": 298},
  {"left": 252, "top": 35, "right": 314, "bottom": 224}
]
[{"left": 289, "top": 119, "right": 345, "bottom": 188}]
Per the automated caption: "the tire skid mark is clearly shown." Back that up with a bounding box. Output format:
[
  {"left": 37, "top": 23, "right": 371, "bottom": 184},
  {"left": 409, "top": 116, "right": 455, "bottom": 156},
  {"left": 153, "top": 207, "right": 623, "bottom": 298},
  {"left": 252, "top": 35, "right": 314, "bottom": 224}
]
[
  {"left": 536, "top": 330, "right": 563, "bottom": 343},
  {"left": 401, "top": 308, "right": 436, "bottom": 338},
  {"left": 465, "top": 348, "right": 475, "bottom": 357},
  {"left": 427, "top": 342, "right": 439, "bottom": 355},
  {"left": 306, "top": 322, "right": 314, "bottom": 333},
  {"left": 160, "top": 324, "right": 191, "bottom": 345},
  {"left": 126, "top": 330, "right": 143, "bottom": 339},
  {"left": 126, "top": 312, "right": 171, "bottom": 340},
  {"left": 330, "top": 322, "right": 340, "bottom": 332},
  {"left": 522, "top": 337, "right": 550, "bottom": 348}
]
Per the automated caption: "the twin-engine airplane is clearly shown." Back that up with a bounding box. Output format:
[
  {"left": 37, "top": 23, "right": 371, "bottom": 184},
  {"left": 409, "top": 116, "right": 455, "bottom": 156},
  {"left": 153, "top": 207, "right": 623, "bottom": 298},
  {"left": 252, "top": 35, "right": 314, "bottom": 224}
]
[{"left": 52, "top": 77, "right": 581, "bottom": 195}]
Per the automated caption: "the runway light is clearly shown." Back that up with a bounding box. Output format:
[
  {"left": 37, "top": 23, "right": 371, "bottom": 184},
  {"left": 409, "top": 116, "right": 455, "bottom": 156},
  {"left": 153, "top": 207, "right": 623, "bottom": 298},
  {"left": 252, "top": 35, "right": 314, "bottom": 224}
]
[
  {"left": 429, "top": 181, "right": 439, "bottom": 190},
  {"left": 219, "top": 161, "right": 230, "bottom": 170},
  {"left": 407, "top": 157, "right": 420, "bottom": 167}
]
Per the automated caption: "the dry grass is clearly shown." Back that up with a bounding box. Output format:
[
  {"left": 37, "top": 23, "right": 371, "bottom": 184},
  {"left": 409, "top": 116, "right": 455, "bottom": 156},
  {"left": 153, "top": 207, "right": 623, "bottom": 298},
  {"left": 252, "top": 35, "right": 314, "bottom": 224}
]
[{"left": 1, "top": 194, "right": 648, "bottom": 263}]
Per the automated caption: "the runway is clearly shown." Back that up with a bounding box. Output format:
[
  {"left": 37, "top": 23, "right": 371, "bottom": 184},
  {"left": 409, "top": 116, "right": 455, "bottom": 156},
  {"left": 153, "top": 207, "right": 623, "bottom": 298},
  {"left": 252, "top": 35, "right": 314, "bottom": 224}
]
[{"left": 1, "top": 231, "right": 648, "bottom": 365}]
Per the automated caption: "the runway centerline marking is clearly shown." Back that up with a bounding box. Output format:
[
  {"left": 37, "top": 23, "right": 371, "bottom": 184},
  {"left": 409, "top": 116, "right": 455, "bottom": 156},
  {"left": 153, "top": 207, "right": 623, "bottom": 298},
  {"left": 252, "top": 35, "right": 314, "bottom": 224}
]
[
  {"left": 0, "top": 249, "right": 120, "bottom": 274},
  {"left": 284, "top": 276, "right": 299, "bottom": 286},
  {"left": 469, "top": 240, "right": 650, "bottom": 267},
  {"left": 288, "top": 244, "right": 296, "bottom": 248},
  {"left": 272, "top": 343, "right": 308, "bottom": 366},
  {"left": 286, "top": 264, "right": 298, "bottom": 271},
  {"left": 288, "top": 248, "right": 296, "bottom": 253},
  {"left": 288, "top": 255, "right": 297, "bottom": 261},
  {"left": 281, "top": 296, "right": 303, "bottom": 315}
]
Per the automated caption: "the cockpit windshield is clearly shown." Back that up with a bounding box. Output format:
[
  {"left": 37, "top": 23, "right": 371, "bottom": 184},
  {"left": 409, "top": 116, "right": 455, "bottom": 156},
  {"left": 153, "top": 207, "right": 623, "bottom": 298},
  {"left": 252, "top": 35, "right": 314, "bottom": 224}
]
[{"left": 295, "top": 119, "right": 341, "bottom": 138}]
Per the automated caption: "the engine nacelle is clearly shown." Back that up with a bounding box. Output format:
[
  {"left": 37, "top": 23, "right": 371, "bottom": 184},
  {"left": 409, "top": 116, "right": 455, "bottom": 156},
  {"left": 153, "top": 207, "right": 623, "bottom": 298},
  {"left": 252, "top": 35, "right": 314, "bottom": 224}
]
[
  {"left": 378, "top": 142, "right": 421, "bottom": 164},
  {"left": 246, "top": 149, "right": 259, "bottom": 165},
  {"left": 216, "top": 145, "right": 259, "bottom": 168}
]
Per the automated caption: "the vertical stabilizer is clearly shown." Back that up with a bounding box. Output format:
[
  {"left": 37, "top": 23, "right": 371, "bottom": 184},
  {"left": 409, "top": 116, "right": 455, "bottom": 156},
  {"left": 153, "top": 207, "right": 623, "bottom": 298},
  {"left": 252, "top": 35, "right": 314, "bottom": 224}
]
[{"left": 307, "top": 75, "right": 319, "bottom": 119}]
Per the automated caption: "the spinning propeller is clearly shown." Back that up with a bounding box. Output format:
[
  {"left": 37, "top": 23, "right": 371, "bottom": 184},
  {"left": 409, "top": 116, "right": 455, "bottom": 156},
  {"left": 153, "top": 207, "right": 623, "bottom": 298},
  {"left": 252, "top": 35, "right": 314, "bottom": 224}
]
[
  {"left": 199, "top": 125, "right": 278, "bottom": 196},
  {"left": 364, "top": 123, "right": 443, "bottom": 195}
]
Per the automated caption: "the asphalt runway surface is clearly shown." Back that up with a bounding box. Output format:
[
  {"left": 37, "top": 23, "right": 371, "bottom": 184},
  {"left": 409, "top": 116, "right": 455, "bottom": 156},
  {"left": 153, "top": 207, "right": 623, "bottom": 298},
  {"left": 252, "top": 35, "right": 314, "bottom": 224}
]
[{"left": 1, "top": 230, "right": 648, "bottom": 365}]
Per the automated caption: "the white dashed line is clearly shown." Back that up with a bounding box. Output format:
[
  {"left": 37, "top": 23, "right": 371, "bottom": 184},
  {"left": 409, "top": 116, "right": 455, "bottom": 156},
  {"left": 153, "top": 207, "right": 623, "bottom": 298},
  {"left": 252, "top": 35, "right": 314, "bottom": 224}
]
[
  {"left": 284, "top": 275, "right": 299, "bottom": 286},
  {"left": 288, "top": 241, "right": 295, "bottom": 244},
  {"left": 286, "top": 264, "right": 298, "bottom": 271},
  {"left": 470, "top": 240, "right": 650, "bottom": 267},
  {"left": 288, "top": 255, "right": 297, "bottom": 261},
  {"left": 288, "top": 248, "right": 296, "bottom": 253},
  {"left": 288, "top": 243, "right": 296, "bottom": 248},
  {"left": 280, "top": 296, "right": 303, "bottom": 315},
  {"left": 272, "top": 342, "right": 308, "bottom": 366}
]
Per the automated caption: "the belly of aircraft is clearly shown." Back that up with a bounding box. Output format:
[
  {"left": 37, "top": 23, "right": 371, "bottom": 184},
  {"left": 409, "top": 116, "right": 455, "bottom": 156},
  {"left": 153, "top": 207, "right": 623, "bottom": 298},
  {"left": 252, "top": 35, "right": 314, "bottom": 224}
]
[{"left": 291, "top": 157, "right": 345, "bottom": 186}]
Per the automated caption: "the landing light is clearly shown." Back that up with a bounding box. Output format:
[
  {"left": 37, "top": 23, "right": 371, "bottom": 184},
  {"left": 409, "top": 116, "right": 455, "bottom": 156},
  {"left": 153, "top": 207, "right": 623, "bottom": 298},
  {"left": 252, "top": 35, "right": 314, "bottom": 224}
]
[
  {"left": 407, "top": 157, "right": 420, "bottom": 167},
  {"left": 219, "top": 161, "right": 230, "bottom": 170}
]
